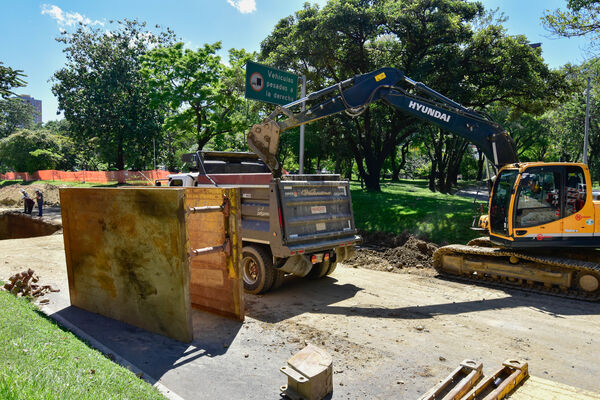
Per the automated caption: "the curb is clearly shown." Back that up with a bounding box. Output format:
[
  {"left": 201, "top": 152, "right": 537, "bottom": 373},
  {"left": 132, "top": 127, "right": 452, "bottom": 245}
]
[{"left": 48, "top": 311, "right": 186, "bottom": 400}]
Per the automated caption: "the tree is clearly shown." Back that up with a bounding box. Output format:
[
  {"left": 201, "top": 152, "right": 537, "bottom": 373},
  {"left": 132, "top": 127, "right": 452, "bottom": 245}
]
[
  {"left": 38, "top": 119, "right": 80, "bottom": 171},
  {"left": 142, "top": 43, "right": 250, "bottom": 153},
  {"left": 0, "top": 129, "right": 68, "bottom": 173},
  {"left": 0, "top": 98, "right": 36, "bottom": 138},
  {"left": 261, "top": 0, "right": 481, "bottom": 191},
  {"left": 0, "top": 62, "right": 26, "bottom": 99},
  {"left": 52, "top": 19, "right": 175, "bottom": 170},
  {"left": 260, "top": 0, "right": 565, "bottom": 192},
  {"left": 541, "top": 59, "right": 600, "bottom": 181},
  {"left": 543, "top": 0, "right": 600, "bottom": 51}
]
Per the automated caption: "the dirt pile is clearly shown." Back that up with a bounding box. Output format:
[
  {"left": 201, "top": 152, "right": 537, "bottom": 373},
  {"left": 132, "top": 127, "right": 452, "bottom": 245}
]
[
  {"left": 2, "top": 268, "right": 60, "bottom": 300},
  {"left": 344, "top": 230, "right": 438, "bottom": 275},
  {"left": 357, "top": 229, "right": 412, "bottom": 248},
  {"left": 0, "top": 183, "right": 62, "bottom": 207},
  {"left": 381, "top": 236, "right": 438, "bottom": 268}
]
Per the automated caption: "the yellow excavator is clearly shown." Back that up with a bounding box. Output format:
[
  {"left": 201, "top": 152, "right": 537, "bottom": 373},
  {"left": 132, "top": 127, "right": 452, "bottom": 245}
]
[{"left": 246, "top": 67, "right": 600, "bottom": 301}]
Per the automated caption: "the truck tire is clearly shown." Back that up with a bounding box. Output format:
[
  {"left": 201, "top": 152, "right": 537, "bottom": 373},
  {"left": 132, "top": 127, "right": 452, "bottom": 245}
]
[
  {"left": 242, "top": 245, "right": 275, "bottom": 294},
  {"left": 307, "top": 261, "right": 331, "bottom": 279},
  {"left": 271, "top": 270, "right": 286, "bottom": 290},
  {"left": 325, "top": 260, "right": 338, "bottom": 276}
]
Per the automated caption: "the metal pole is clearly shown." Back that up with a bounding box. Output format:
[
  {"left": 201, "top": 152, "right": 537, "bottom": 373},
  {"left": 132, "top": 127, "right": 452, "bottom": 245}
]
[
  {"left": 299, "top": 74, "right": 306, "bottom": 174},
  {"left": 584, "top": 76, "right": 591, "bottom": 165},
  {"left": 153, "top": 137, "right": 157, "bottom": 170}
]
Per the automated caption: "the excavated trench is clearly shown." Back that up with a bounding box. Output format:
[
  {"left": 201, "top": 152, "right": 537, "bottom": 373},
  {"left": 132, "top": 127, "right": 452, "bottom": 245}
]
[{"left": 0, "top": 212, "right": 61, "bottom": 240}]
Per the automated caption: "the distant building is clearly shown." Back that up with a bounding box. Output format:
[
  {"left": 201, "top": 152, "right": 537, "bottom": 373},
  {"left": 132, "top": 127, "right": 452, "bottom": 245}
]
[{"left": 18, "top": 95, "right": 42, "bottom": 124}]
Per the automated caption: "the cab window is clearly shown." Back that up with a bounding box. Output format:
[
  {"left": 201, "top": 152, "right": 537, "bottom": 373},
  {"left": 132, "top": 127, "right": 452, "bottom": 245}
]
[
  {"left": 169, "top": 179, "right": 183, "bottom": 187},
  {"left": 515, "top": 168, "right": 561, "bottom": 228},
  {"left": 565, "top": 166, "right": 586, "bottom": 217},
  {"left": 489, "top": 169, "right": 518, "bottom": 235}
]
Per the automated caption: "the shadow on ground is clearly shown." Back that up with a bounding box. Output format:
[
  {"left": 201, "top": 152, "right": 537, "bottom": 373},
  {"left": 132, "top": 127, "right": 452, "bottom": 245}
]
[
  {"left": 246, "top": 272, "right": 600, "bottom": 324},
  {"left": 50, "top": 305, "right": 243, "bottom": 381},
  {"left": 48, "top": 271, "right": 599, "bottom": 389}
]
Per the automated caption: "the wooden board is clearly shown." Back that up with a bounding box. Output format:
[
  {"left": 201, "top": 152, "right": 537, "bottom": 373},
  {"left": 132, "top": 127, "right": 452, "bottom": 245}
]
[
  {"left": 185, "top": 188, "right": 244, "bottom": 321},
  {"left": 60, "top": 187, "right": 244, "bottom": 342},
  {"left": 507, "top": 376, "right": 600, "bottom": 400}
]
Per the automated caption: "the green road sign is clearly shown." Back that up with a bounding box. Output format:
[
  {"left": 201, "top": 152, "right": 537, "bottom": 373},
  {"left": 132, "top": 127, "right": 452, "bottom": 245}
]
[{"left": 245, "top": 61, "right": 298, "bottom": 106}]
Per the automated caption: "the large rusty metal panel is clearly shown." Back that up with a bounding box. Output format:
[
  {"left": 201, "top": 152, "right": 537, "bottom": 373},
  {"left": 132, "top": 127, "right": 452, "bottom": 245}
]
[{"left": 60, "top": 187, "right": 243, "bottom": 342}]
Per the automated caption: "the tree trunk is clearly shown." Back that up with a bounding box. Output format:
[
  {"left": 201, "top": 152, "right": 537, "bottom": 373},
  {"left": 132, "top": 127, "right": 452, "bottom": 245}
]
[
  {"left": 391, "top": 143, "right": 409, "bottom": 181},
  {"left": 344, "top": 159, "right": 352, "bottom": 180},
  {"left": 305, "top": 157, "right": 313, "bottom": 174},
  {"left": 363, "top": 170, "right": 381, "bottom": 191},
  {"left": 476, "top": 149, "right": 484, "bottom": 181},
  {"left": 116, "top": 137, "right": 125, "bottom": 170}
]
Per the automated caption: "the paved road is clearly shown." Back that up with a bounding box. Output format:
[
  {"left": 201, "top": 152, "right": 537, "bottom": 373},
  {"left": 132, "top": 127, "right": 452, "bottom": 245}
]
[
  {"left": 1, "top": 235, "right": 600, "bottom": 399},
  {"left": 455, "top": 186, "right": 489, "bottom": 202}
]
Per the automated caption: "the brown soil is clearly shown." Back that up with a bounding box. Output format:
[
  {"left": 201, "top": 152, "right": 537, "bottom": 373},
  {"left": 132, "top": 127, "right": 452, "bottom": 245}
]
[
  {"left": 1, "top": 234, "right": 599, "bottom": 397},
  {"left": 0, "top": 211, "right": 62, "bottom": 239},
  {"left": 0, "top": 183, "right": 62, "bottom": 207},
  {"left": 344, "top": 230, "right": 439, "bottom": 276}
]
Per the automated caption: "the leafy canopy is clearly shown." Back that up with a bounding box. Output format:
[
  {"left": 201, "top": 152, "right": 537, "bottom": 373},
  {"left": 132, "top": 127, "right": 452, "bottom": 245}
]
[
  {"left": 0, "top": 62, "right": 26, "bottom": 99},
  {"left": 260, "top": 0, "right": 564, "bottom": 192},
  {"left": 0, "top": 129, "right": 69, "bottom": 173},
  {"left": 142, "top": 42, "right": 252, "bottom": 152},
  {"left": 543, "top": 0, "right": 600, "bottom": 52},
  {"left": 52, "top": 19, "right": 176, "bottom": 170},
  {"left": 0, "top": 98, "right": 37, "bottom": 138}
]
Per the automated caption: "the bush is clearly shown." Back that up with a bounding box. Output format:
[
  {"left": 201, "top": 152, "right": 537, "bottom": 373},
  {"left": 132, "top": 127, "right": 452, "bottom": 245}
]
[{"left": 0, "top": 129, "right": 71, "bottom": 173}]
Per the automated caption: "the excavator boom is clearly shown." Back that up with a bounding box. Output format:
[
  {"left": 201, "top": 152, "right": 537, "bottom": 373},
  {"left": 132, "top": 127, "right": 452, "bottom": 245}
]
[{"left": 247, "top": 67, "right": 518, "bottom": 177}]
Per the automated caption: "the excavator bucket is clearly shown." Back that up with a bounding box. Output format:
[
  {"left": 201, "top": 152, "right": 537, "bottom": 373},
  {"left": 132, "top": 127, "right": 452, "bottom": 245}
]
[
  {"left": 60, "top": 187, "right": 243, "bottom": 342},
  {"left": 247, "top": 118, "right": 281, "bottom": 175}
]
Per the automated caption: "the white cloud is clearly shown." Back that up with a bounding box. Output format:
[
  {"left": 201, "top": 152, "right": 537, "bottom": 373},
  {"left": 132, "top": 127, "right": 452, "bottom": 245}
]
[
  {"left": 41, "top": 4, "right": 104, "bottom": 28},
  {"left": 226, "top": 0, "right": 256, "bottom": 14}
]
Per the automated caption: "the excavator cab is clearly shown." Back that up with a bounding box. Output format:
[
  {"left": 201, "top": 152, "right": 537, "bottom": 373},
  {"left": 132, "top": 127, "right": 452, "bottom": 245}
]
[
  {"left": 487, "top": 163, "right": 593, "bottom": 248},
  {"left": 435, "top": 162, "right": 600, "bottom": 300}
]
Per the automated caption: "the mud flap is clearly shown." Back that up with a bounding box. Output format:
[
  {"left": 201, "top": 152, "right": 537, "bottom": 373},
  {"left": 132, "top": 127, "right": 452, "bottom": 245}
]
[{"left": 60, "top": 187, "right": 243, "bottom": 342}]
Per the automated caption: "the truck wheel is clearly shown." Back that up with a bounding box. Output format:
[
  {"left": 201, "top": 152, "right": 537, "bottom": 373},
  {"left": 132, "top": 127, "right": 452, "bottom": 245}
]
[
  {"left": 242, "top": 245, "right": 275, "bottom": 294},
  {"left": 271, "top": 270, "right": 286, "bottom": 290},
  {"left": 325, "top": 260, "right": 338, "bottom": 276},
  {"left": 307, "top": 261, "right": 331, "bottom": 279}
]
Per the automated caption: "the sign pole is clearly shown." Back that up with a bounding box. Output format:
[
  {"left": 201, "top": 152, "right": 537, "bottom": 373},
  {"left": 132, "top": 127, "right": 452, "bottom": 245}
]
[
  {"left": 299, "top": 75, "right": 306, "bottom": 174},
  {"left": 584, "top": 76, "right": 591, "bottom": 165}
]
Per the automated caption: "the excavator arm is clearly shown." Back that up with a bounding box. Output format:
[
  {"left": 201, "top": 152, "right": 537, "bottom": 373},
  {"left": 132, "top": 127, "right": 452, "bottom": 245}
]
[{"left": 247, "top": 67, "right": 518, "bottom": 177}]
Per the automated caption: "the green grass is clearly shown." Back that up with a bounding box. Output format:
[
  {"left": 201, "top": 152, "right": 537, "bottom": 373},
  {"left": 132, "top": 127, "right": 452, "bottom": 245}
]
[
  {"left": 0, "top": 291, "right": 165, "bottom": 400},
  {"left": 351, "top": 179, "right": 485, "bottom": 244}
]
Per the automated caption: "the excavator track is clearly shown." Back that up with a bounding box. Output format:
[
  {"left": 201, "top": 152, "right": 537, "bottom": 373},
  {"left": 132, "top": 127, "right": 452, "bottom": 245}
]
[{"left": 433, "top": 241, "right": 600, "bottom": 301}]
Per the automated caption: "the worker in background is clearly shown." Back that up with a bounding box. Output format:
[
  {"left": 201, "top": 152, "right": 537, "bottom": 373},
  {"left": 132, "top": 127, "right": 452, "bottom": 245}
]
[
  {"left": 35, "top": 189, "right": 43, "bottom": 217},
  {"left": 20, "top": 189, "right": 34, "bottom": 215}
]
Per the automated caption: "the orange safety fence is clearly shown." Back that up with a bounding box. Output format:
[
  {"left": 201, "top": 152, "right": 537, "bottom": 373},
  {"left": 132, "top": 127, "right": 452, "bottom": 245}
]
[{"left": 0, "top": 169, "right": 173, "bottom": 185}]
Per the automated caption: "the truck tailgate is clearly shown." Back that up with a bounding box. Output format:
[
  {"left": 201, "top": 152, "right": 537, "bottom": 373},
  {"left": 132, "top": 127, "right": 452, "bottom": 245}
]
[{"left": 277, "top": 179, "right": 358, "bottom": 249}]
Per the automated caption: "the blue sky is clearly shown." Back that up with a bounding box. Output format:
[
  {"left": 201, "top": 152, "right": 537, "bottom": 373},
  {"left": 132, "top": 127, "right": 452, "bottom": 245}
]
[{"left": 0, "top": 0, "right": 591, "bottom": 122}]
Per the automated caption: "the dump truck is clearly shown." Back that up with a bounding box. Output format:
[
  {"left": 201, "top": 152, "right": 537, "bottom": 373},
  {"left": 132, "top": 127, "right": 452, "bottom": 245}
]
[{"left": 159, "top": 151, "right": 360, "bottom": 294}]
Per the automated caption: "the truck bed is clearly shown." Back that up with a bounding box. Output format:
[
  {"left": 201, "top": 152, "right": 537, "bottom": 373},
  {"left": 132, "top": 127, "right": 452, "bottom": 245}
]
[{"left": 196, "top": 175, "right": 360, "bottom": 257}]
